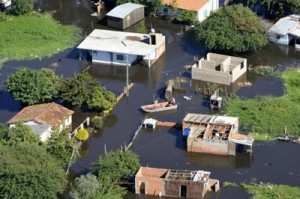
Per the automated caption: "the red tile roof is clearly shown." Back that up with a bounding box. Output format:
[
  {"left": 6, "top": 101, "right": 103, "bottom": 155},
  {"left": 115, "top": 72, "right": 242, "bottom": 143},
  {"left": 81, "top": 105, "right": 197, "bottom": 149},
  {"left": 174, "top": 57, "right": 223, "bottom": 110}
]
[
  {"left": 8, "top": 102, "right": 74, "bottom": 127},
  {"left": 161, "top": 0, "right": 208, "bottom": 12}
]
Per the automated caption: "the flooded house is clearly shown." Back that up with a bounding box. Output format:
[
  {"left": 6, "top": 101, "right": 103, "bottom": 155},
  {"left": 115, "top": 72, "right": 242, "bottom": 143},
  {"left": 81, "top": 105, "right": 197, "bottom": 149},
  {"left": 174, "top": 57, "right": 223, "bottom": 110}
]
[
  {"left": 191, "top": 53, "right": 247, "bottom": 85},
  {"left": 77, "top": 29, "right": 165, "bottom": 67},
  {"left": 157, "top": 0, "right": 219, "bottom": 22},
  {"left": 8, "top": 102, "right": 74, "bottom": 142},
  {"left": 268, "top": 14, "right": 300, "bottom": 47},
  {"left": 106, "top": 3, "right": 144, "bottom": 30},
  {"left": 135, "top": 167, "right": 220, "bottom": 198},
  {"left": 182, "top": 113, "right": 254, "bottom": 156},
  {"left": 0, "top": 0, "right": 11, "bottom": 11}
]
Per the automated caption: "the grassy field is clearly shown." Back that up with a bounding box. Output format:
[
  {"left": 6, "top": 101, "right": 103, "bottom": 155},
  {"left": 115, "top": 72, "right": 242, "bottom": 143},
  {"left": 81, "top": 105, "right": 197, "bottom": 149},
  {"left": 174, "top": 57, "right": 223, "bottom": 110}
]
[
  {"left": 0, "top": 12, "right": 81, "bottom": 64},
  {"left": 226, "top": 69, "right": 300, "bottom": 140},
  {"left": 241, "top": 183, "right": 300, "bottom": 199},
  {"left": 223, "top": 181, "right": 300, "bottom": 199}
]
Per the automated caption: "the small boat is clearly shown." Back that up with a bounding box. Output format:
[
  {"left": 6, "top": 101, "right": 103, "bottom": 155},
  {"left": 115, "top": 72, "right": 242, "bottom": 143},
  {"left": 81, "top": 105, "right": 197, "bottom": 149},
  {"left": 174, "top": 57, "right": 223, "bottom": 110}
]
[
  {"left": 141, "top": 101, "right": 178, "bottom": 113},
  {"left": 275, "top": 135, "right": 291, "bottom": 142}
]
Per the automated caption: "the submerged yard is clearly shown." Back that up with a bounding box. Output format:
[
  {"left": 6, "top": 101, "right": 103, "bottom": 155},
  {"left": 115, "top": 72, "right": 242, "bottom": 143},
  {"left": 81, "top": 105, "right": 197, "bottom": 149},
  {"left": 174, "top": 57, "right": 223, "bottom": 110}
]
[
  {"left": 226, "top": 69, "right": 300, "bottom": 140},
  {"left": 0, "top": 13, "right": 81, "bottom": 65}
]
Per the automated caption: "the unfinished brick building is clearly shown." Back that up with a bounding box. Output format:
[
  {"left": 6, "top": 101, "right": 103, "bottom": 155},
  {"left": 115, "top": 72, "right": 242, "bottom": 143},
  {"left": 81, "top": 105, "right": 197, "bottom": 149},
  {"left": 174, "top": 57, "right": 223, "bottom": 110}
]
[
  {"left": 182, "top": 113, "right": 254, "bottom": 156},
  {"left": 135, "top": 167, "right": 219, "bottom": 198},
  {"left": 191, "top": 53, "right": 247, "bottom": 85}
]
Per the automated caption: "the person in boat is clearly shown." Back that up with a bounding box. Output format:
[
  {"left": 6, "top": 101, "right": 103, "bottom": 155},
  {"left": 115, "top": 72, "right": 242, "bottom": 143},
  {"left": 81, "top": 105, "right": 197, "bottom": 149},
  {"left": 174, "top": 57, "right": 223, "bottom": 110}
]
[{"left": 166, "top": 98, "right": 176, "bottom": 107}]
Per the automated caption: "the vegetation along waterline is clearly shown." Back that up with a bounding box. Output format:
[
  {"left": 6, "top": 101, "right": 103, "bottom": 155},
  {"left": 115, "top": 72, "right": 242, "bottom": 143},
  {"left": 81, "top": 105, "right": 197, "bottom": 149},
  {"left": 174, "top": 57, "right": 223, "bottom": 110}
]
[
  {"left": 226, "top": 69, "right": 300, "bottom": 140},
  {"left": 0, "top": 12, "right": 81, "bottom": 65},
  {"left": 223, "top": 181, "right": 300, "bottom": 199}
]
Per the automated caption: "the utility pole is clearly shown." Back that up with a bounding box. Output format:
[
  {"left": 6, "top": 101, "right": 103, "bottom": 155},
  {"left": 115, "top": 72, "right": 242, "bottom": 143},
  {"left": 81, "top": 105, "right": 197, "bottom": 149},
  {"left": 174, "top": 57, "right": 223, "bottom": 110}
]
[{"left": 126, "top": 54, "right": 129, "bottom": 97}]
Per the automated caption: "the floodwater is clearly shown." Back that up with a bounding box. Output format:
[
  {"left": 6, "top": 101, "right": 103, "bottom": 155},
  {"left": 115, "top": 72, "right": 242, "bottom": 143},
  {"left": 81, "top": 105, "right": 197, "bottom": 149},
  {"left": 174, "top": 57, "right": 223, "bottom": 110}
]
[{"left": 1, "top": 0, "right": 300, "bottom": 198}]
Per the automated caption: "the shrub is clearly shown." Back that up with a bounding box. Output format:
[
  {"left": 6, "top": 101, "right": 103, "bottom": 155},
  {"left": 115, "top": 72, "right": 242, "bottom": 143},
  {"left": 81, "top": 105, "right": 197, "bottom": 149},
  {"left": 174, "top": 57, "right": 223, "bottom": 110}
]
[
  {"left": 10, "top": 0, "right": 34, "bottom": 15},
  {"left": 91, "top": 116, "right": 103, "bottom": 129},
  {"left": 75, "top": 128, "right": 89, "bottom": 141}
]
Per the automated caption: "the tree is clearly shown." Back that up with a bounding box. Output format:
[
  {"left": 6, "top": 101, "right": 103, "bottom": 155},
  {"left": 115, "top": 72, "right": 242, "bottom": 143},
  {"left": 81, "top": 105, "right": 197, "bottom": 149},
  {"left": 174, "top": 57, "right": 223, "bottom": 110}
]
[
  {"left": 45, "top": 130, "right": 79, "bottom": 168},
  {"left": 195, "top": 4, "right": 268, "bottom": 53},
  {"left": 86, "top": 86, "right": 117, "bottom": 111},
  {"left": 246, "top": 0, "right": 300, "bottom": 19},
  {"left": 70, "top": 173, "right": 100, "bottom": 199},
  {"left": 0, "top": 143, "right": 67, "bottom": 199},
  {"left": 92, "top": 149, "right": 140, "bottom": 183},
  {"left": 0, "top": 123, "right": 40, "bottom": 145},
  {"left": 10, "top": 0, "right": 34, "bottom": 15},
  {"left": 57, "top": 72, "right": 117, "bottom": 111},
  {"left": 75, "top": 128, "right": 89, "bottom": 141},
  {"left": 6, "top": 68, "right": 60, "bottom": 105},
  {"left": 175, "top": 10, "right": 197, "bottom": 25},
  {"left": 138, "top": 20, "right": 148, "bottom": 34}
]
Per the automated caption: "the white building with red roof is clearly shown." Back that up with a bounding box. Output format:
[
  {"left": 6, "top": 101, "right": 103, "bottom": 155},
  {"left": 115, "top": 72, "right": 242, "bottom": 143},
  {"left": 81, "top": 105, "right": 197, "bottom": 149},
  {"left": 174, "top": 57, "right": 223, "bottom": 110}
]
[
  {"left": 8, "top": 102, "right": 74, "bottom": 142},
  {"left": 158, "top": 0, "right": 219, "bottom": 22}
]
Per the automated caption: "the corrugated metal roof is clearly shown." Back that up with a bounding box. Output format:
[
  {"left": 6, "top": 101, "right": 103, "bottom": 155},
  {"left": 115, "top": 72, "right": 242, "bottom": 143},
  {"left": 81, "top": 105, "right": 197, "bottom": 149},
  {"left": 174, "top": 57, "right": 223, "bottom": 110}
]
[
  {"left": 269, "top": 15, "right": 300, "bottom": 35},
  {"left": 106, "top": 2, "right": 144, "bottom": 19}
]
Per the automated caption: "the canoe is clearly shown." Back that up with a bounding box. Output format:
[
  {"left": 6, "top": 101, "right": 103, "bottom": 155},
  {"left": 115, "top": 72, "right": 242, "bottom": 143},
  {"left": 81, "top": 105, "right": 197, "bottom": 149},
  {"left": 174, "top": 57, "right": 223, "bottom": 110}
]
[{"left": 141, "top": 101, "right": 178, "bottom": 113}]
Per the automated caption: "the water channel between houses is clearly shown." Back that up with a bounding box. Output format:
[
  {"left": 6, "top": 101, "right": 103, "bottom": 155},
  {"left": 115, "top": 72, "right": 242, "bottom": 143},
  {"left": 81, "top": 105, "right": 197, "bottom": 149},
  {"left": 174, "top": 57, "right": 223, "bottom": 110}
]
[{"left": 1, "top": 0, "right": 300, "bottom": 198}]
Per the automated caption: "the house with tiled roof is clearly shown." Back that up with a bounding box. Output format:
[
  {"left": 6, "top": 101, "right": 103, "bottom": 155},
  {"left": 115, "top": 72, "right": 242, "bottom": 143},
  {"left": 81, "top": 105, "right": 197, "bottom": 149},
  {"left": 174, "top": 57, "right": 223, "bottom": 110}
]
[
  {"left": 8, "top": 102, "right": 74, "bottom": 142},
  {"left": 157, "top": 0, "right": 219, "bottom": 22}
]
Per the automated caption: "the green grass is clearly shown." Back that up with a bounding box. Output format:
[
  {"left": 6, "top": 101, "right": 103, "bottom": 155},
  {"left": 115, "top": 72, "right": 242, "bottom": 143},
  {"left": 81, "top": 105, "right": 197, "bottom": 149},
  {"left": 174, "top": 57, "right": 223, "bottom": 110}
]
[
  {"left": 226, "top": 69, "right": 300, "bottom": 139},
  {"left": 241, "top": 183, "right": 300, "bottom": 199},
  {"left": 0, "top": 12, "right": 81, "bottom": 65}
]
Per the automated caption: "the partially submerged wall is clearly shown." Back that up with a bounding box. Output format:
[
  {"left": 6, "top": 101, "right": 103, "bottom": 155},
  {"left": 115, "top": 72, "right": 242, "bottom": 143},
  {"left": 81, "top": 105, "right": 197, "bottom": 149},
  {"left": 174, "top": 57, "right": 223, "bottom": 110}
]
[
  {"left": 192, "top": 68, "right": 231, "bottom": 85},
  {"left": 187, "top": 137, "right": 230, "bottom": 155}
]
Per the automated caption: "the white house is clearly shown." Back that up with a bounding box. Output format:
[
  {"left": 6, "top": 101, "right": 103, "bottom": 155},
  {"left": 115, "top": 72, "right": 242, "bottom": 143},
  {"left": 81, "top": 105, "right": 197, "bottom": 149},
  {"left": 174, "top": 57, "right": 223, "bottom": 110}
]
[
  {"left": 268, "top": 14, "right": 300, "bottom": 46},
  {"left": 192, "top": 53, "right": 247, "bottom": 85},
  {"left": 77, "top": 29, "right": 165, "bottom": 67},
  {"left": 8, "top": 102, "right": 74, "bottom": 142},
  {"left": 158, "top": 0, "right": 219, "bottom": 22}
]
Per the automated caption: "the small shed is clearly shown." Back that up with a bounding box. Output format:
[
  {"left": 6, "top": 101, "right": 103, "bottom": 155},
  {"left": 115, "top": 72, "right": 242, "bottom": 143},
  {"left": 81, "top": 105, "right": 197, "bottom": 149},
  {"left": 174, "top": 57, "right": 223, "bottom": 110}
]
[{"left": 106, "top": 3, "right": 145, "bottom": 30}]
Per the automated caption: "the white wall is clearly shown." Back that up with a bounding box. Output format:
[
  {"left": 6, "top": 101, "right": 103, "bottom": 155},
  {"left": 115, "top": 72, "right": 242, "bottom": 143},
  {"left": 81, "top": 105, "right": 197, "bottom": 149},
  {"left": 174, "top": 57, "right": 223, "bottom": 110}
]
[
  {"left": 197, "top": 0, "right": 219, "bottom": 22},
  {"left": 39, "top": 127, "right": 52, "bottom": 142},
  {"left": 92, "top": 51, "right": 138, "bottom": 66}
]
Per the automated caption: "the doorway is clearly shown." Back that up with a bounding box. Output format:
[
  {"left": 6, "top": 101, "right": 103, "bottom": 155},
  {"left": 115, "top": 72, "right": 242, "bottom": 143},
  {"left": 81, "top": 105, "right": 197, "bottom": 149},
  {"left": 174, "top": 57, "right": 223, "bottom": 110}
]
[{"left": 180, "top": 185, "right": 187, "bottom": 198}]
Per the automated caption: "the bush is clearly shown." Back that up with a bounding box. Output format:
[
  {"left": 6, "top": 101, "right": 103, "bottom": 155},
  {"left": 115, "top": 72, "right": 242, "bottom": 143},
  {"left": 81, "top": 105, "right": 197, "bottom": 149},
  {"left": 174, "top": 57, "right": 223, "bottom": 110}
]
[
  {"left": 10, "top": 0, "right": 34, "bottom": 15},
  {"left": 91, "top": 116, "right": 103, "bottom": 129},
  {"left": 75, "top": 128, "right": 89, "bottom": 141}
]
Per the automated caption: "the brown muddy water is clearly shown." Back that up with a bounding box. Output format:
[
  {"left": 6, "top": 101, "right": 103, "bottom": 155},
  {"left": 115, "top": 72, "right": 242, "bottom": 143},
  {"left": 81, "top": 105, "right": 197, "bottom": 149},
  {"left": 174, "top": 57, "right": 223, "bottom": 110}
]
[{"left": 0, "top": 0, "right": 300, "bottom": 198}]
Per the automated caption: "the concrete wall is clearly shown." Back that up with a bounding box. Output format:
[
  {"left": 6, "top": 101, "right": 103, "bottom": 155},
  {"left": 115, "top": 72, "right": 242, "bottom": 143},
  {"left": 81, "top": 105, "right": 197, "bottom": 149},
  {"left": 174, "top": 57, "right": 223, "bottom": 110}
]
[
  {"left": 165, "top": 180, "right": 205, "bottom": 198},
  {"left": 135, "top": 177, "right": 164, "bottom": 196},
  {"left": 192, "top": 67, "right": 231, "bottom": 85},
  {"left": 92, "top": 51, "right": 138, "bottom": 66},
  {"left": 135, "top": 167, "right": 167, "bottom": 196},
  {"left": 199, "top": 60, "right": 215, "bottom": 69},
  {"left": 269, "top": 33, "right": 290, "bottom": 45},
  {"left": 187, "top": 137, "right": 229, "bottom": 155},
  {"left": 230, "top": 59, "right": 247, "bottom": 82},
  {"left": 107, "top": 16, "right": 123, "bottom": 30},
  {"left": 58, "top": 115, "right": 73, "bottom": 133},
  {"left": 10, "top": 121, "right": 52, "bottom": 142},
  {"left": 197, "top": 0, "right": 219, "bottom": 22}
]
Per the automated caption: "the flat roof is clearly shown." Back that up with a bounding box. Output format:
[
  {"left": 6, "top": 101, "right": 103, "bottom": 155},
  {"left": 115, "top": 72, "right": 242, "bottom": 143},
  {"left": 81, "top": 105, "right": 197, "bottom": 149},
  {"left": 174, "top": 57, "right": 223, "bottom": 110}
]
[
  {"left": 269, "top": 15, "right": 300, "bottom": 35},
  {"left": 183, "top": 113, "right": 238, "bottom": 125},
  {"left": 106, "top": 3, "right": 144, "bottom": 19},
  {"left": 77, "top": 29, "right": 157, "bottom": 56},
  {"left": 229, "top": 133, "right": 254, "bottom": 146},
  {"left": 183, "top": 113, "right": 213, "bottom": 123}
]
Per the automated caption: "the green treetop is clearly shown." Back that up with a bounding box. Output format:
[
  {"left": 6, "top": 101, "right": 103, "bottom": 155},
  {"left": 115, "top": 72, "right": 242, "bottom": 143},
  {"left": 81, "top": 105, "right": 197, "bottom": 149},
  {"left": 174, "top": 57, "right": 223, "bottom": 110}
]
[{"left": 195, "top": 4, "right": 268, "bottom": 53}]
